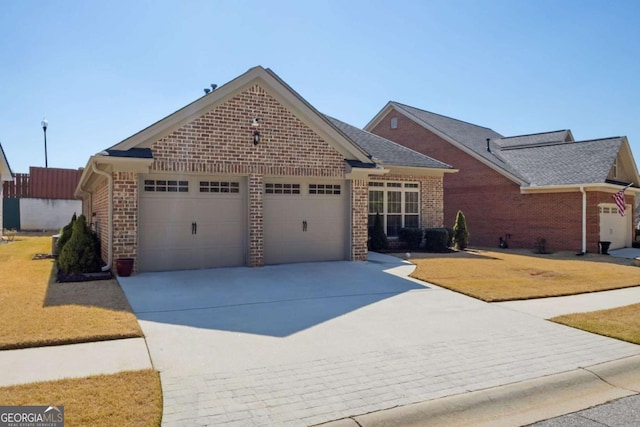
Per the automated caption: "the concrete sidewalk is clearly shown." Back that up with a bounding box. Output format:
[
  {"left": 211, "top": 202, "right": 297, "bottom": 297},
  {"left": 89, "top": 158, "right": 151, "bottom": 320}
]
[
  {"left": 495, "top": 285, "right": 640, "bottom": 319},
  {"left": 0, "top": 338, "right": 152, "bottom": 387}
]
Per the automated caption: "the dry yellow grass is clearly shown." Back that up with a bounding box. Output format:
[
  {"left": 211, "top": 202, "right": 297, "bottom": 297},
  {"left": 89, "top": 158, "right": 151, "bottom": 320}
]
[
  {"left": 0, "top": 369, "right": 162, "bottom": 426},
  {"left": 551, "top": 303, "right": 640, "bottom": 345},
  {"left": 409, "top": 249, "right": 640, "bottom": 302},
  {"left": 0, "top": 237, "right": 142, "bottom": 349}
]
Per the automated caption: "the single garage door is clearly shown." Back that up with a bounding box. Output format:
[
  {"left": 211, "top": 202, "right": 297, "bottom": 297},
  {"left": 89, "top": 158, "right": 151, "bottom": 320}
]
[
  {"left": 599, "top": 203, "right": 631, "bottom": 250},
  {"left": 264, "top": 179, "right": 347, "bottom": 264},
  {"left": 138, "top": 175, "right": 246, "bottom": 272}
]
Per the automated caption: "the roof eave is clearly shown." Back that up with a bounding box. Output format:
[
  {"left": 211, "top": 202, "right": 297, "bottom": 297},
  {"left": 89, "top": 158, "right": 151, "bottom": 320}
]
[{"left": 520, "top": 182, "right": 640, "bottom": 194}]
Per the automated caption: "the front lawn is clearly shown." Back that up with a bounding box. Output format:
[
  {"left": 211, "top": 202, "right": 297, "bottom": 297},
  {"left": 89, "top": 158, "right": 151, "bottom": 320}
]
[
  {"left": 551, "top": 303, "right": 640, "bottom": 345},
  {"left": 409, "top": 249, "right": 640, "bottom": 302},
  {"left": 0, "top": 369, "right": 162, "bottom": 426},
  {"left": 0, "top": 237, "right": 142, "bottom": 350}
]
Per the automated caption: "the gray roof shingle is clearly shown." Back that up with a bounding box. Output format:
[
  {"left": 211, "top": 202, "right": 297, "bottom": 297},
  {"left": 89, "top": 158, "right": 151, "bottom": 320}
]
[
  {"left": 495, "top": 130, "right": 572, "bottom": 148},
  {"left": 325, "top": 115, "right": 453, "bottom": 170},
  {"left": 498, "top": 137, "right": 623, "bottom": 187},
  {"left": 390, "top": 102, "right": 624, "bottom": 187},
  {"left": 390, "top": 102, "right": 526, "bottom": 179}
]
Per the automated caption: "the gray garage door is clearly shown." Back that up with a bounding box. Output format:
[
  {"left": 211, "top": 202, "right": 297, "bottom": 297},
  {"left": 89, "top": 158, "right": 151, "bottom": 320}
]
[
  {"left": 138, "top": 175, "right": 246, "bottom": 272},
  {"left": 263, "top": 179, "right": 347, "bottom": 264}
]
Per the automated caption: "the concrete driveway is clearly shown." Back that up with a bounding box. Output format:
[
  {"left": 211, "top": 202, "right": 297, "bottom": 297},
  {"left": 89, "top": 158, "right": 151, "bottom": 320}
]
[{"left": 120, "top": 253, "right": 640, "bottom": 426}]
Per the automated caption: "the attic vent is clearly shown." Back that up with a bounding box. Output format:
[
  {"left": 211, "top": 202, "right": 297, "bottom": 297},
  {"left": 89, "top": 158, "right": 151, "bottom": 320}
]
[{"left": 390, "top": 117, "right": 398, "bottom": 129}]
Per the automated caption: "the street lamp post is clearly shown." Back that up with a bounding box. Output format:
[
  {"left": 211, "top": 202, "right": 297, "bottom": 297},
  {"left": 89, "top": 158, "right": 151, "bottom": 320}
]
[{"left": 41, "top": 118, "right": 48, "bottom": 168}]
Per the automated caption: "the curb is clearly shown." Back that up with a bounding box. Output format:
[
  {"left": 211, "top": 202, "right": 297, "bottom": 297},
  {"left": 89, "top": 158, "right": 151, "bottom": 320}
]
[{"left": 316, "top": 355, "right": 640, "bottom": 427}]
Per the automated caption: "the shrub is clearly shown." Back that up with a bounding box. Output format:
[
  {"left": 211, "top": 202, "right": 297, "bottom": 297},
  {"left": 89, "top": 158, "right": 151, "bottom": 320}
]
[
  {"left": 453, "top": 210, "right": 469, "bottom": 250},
  {"left": 424, "top": 228, "right": 450, "bottom": 252},
  {"left": 56, "top": 213, "right": 77, "bottom": 254},
  {"left": 58, "top": 214, "right": 102, "bottom": 275},
  {"left": 369, "top": 213, "right": 389, "bottom": 251},
  {"left": 443, "top": 227, "right": 454, "bottom": 247},
  {"left": 399, "top": 227, "right": 423, "bottom": 250}
]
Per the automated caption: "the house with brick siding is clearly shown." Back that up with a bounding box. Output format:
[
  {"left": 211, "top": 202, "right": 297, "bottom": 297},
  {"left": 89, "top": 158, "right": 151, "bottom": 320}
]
[
  {"left": 366, "top": 102, "right": 640, "bottom": 253},
  {"left": 74, "top": 67, "right": 455, "bottom": 273}
]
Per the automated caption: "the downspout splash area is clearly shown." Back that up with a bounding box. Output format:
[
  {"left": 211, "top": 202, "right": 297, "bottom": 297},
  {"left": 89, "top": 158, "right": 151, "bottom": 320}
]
[{"left": 91, "top": 162, "right": 113, "bottom": 271}]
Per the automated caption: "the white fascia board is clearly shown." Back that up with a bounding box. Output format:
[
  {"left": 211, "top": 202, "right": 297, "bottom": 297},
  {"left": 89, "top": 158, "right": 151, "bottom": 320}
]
[
  {"left": 521, "top": 183, "right": 640, "bottom": 194},
  {"left": 385, "top": 165, "right": 458, "bottom": 177}
]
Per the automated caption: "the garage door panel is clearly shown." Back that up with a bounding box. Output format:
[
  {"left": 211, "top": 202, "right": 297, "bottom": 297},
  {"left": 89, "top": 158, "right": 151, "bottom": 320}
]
[
  {"left": 264, "top": 181, "right": 347, "bottom": 265},
  {"left": 139, "top": 175, "right": 246, "bottom": 272},
  {"left": 599, "top": 203, "right": 631, "bottom": 250}
]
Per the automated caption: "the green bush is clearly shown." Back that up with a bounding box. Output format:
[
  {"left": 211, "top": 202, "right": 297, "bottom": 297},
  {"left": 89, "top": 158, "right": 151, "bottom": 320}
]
[
  {"left": 58, "top": 214, "right": 102, "bottom": 275},
  {"left": 399, "top": 227, "right": 423, "bottom": 250},
  {"left": 369, "top": 213, "right": 389, "bottom": 251},
  {"left": 453, "top": 210, "right": 469, "bottom": 250},
  {"left": 56, "top": 213, "right": 77, "bottom": 254},
  {"left": 443, "top": 227, "right": 454, "bottom": 247},
  {"left": 424, "top": 228, "right": 450, "bottom": 252}
]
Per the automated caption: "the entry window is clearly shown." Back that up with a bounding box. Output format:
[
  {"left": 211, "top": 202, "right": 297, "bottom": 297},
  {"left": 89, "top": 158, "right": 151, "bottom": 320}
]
[
  {"left": 265, "top": 183, "right": 301, "bottom": 194},
  {"left": 200, "top": 181, "right": 240, "bottom": 193},
  {"left": 309, "top": 184, "right": 341, "bottom": 195},
  {"left": 144, "top": 180, "right": 189, "bottom": 192},
  {"left": 368, "top": 181, "right": 420, "bottom": 237}
]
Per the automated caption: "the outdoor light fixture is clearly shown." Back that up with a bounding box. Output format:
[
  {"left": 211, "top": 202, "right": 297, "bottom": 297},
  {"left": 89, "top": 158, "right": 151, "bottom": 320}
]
[
  {"left": 41, "top": 118, "right": 48, "bottom": 168},
  {"left": 251, "top": 117, "right": 260, "bottom": 145}
]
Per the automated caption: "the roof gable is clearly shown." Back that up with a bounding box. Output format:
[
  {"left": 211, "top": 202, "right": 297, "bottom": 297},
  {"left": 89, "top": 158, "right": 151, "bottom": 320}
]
[
  {"left": 325, "top": 115, "right": 453, "bottom": 170},
  {"left": 109, "top": 66, "right": 371, "bottom": 164}
]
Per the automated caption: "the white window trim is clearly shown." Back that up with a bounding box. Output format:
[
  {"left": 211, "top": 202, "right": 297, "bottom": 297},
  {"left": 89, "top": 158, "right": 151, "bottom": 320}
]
[{"left": 368, "top": 181, "right": 420, "bottom": 237}]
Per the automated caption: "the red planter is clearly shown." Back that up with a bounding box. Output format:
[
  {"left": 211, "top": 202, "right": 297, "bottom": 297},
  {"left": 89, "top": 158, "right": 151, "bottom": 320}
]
[{"left": 116, "top": 258, "right": 134, "bottom": 277}]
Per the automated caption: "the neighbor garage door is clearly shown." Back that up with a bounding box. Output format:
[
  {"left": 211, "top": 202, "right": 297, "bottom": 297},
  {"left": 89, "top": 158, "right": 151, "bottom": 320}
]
[
  {"left": 138, "top": 175, "right": 246, "bottom": 272},
  {"left": 599, "top": 203, "right": 632, "bottom": 250},
  {"left": 264, "top": 179, "right": 347, "bottom": 264}
]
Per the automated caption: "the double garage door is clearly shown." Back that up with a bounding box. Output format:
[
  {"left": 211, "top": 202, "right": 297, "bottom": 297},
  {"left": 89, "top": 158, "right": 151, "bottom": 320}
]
[{"left": 138, "top": 175, "right": 347, "bottom": 272}]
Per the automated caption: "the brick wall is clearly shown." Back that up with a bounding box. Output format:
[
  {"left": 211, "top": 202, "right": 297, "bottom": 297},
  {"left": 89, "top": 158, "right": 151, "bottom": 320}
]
[
  {"left": 112, "top": 172, "right": 137, "bottom": 270},
  {"left": 140, "top": 84, "right": 357, "bottom": 266},
  {"left": 91, "top": 178, "right": 109, "bottom": 263},
  {"left": 369, "top": 111, "right": 615, "bottom": 252},
  {"left": 351, "top": 179, "right": 368, "bottom": 261}
]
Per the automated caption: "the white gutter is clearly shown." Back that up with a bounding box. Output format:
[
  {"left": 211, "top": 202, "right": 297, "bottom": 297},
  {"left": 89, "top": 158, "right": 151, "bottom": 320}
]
[
  {"left": 580, "top": 186, "right": 587, "bottom": 254},
  {"left": 91, "top": 162, "right": 113, "bottom": 271}
]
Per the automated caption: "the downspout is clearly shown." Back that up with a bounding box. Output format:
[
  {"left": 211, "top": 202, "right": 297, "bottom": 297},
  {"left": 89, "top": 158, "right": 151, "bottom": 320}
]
[
  {"left": 91, "top": 162, "right": 113, "bottom": 271},
  {"left": 580, "top": 186, "right": 587, "bottom": 254}
]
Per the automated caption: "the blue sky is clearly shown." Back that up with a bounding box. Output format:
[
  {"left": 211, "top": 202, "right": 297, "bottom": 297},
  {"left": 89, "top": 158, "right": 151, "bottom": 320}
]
[{"left": 1, "top": 0, "right": 639, "bottom": 173}]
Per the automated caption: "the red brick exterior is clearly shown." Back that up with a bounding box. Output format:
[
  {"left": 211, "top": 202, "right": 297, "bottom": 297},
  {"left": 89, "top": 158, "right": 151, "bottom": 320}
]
[{"left": 370, "top": 110, "right": 632, "bottom": 252}]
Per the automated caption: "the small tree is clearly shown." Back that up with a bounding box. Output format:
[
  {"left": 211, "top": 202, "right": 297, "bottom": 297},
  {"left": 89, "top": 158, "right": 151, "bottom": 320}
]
[
  {"left": 58, "top": 214, "right": 102, "bottom": 274},
  {"left": 369, "top": 213, "right": 389, "bottom": 251},
  {"left": 56, "top": 213, "right": 77, "bottom": 254},
  {"left": 452, "top": 210, "right": 469, "bottom": 250}
]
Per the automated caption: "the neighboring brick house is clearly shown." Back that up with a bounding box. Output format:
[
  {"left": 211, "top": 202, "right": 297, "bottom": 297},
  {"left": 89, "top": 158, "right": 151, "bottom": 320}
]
[
  {"left": 0, "top": 143, "right": 14, "bottom": 237},
  {"left": 75, "top": 67, "right": 454, "bottom": 273},
  {"left": 366, "top": 102, "right": 640, "bottom": 253}
]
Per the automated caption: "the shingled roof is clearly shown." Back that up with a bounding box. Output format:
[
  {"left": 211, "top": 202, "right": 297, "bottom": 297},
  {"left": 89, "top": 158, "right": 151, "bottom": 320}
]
[
  {"left": 499, "top": 137, "right": 623, "bottom": 187},
  {"left": 325, "top": 115, "right": 453, "bottom": 170},
  {"left": 383, "top": 102, "right": 629, "bottom": 187}
]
